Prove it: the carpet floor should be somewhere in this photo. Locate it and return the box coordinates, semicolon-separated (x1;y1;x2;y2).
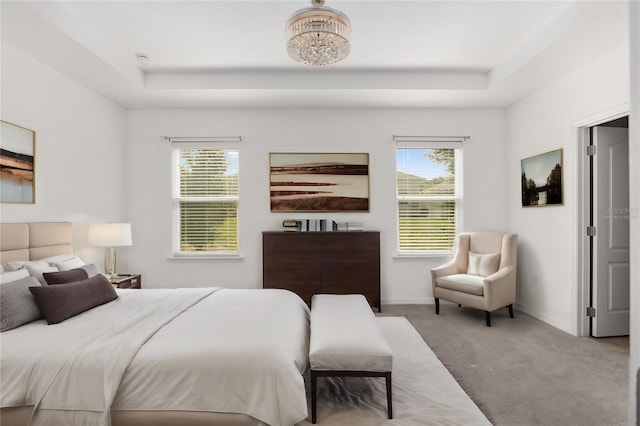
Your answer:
381;304;630;426
297;317;491;426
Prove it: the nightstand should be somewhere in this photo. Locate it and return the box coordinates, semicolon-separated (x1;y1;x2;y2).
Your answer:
110;274;142;289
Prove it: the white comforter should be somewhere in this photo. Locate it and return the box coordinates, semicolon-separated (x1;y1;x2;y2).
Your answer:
0;288;310;426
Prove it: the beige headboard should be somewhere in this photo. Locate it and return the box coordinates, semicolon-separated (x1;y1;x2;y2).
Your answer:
0;222;72;264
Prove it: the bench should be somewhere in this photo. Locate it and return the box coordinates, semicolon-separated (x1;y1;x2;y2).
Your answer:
309;294;393;423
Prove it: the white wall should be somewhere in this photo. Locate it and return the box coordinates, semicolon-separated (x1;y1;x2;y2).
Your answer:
0;44;128;268
506;45;630;334
628;2;639;423
125;108;506;303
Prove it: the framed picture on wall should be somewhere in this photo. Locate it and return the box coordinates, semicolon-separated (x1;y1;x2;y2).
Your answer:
1;120;35;203
521;148;563;207
269;152;370;212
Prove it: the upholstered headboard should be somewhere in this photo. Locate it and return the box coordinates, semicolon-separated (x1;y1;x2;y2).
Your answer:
0;222;73;264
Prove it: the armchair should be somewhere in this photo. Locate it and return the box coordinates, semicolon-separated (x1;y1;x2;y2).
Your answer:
430;231;518;327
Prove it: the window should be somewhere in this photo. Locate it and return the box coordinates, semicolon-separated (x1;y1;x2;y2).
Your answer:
171;139;239;256
395;139;463;253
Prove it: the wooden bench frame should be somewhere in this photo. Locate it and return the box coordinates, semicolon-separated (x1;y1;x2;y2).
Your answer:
310;369;392;424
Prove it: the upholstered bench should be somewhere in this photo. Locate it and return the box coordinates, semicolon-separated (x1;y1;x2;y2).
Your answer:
309;294;393;423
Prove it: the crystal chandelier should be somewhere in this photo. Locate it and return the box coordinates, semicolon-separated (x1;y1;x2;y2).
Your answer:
286;0;351;66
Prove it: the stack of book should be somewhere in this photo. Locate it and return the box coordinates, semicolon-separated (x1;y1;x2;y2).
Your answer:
282;220;364;232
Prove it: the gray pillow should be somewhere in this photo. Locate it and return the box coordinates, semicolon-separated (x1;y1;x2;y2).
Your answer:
29;275;118;325
81;264;100;278
0;276;42;332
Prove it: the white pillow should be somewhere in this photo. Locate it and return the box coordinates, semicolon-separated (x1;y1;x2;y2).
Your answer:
40;254;76;265
24;263;59;285
0;269;31;285
467;252;501;277
0;264;4;273
7;259;49;271
53;256;85;271
6;260;27;271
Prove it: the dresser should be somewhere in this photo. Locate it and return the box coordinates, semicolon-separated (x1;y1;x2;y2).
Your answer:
262;231;381;311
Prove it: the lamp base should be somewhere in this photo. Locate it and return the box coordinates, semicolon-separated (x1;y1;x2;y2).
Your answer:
105;246;117;277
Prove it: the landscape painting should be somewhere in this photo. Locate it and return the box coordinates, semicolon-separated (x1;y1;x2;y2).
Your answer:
1;120;35;203
521;148;563;207
270;153;369;211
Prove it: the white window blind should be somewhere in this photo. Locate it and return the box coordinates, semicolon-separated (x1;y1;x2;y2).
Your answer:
395;138;463;253
171;139;240;255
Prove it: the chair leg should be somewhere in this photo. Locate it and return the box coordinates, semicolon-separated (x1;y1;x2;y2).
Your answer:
508;304;514;318
485;311;491;327
435;298;440;315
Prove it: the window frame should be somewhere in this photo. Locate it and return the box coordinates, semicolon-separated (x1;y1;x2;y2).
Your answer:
170;138;241;259
395;139;464;256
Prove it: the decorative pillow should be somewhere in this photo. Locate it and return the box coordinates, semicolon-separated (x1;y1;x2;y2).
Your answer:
43;268;89;285
0;268;31;284
24;263;59;285
40;254;76;265
81;264;100;278
1;276;42;331
29;275;118;325
0;264;4;273
52;256;85;271
467;252;501;277
7;259;49;271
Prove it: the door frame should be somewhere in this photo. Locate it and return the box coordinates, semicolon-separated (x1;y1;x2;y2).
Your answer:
574;104;629;337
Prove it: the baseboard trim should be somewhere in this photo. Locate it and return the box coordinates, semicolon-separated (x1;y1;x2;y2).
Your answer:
382;300;575;335
515;303;574;335
382;298;466;306
382;298;431;305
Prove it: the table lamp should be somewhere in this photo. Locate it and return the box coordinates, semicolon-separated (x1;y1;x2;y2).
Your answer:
88;223;132;277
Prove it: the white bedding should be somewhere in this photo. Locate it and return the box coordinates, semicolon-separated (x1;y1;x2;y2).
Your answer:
0;288;310;426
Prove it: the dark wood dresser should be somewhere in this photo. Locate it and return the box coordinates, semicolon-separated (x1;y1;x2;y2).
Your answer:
262;231;381;311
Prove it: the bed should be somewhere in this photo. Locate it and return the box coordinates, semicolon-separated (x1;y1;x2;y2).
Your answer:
0;223;311;426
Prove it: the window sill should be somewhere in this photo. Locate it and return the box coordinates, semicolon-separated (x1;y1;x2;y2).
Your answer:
167;254;244;262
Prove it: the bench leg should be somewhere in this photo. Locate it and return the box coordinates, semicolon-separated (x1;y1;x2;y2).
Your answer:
311;370;318;423
386;372;393;419
435;298;440;315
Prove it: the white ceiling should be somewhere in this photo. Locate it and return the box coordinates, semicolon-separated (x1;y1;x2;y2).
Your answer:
0;1;629;109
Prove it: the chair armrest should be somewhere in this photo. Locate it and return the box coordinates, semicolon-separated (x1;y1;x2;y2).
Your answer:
430;261;459;292
431;261;458;279
484;266;513;283
482;266;516;310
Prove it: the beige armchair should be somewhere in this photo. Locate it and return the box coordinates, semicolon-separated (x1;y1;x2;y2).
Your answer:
431;231;518;327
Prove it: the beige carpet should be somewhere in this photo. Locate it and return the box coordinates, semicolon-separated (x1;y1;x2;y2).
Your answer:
297;317;490;426
383;304;629;426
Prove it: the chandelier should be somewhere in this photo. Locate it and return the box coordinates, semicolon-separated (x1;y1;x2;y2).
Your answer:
286;0;351;66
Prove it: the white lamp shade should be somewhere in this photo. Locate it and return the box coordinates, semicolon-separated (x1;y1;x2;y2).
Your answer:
88;223;132;247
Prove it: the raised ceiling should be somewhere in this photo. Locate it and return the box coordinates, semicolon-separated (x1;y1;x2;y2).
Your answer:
0;1;629;109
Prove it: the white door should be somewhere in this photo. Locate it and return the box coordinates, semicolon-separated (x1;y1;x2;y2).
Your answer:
592;126;630;337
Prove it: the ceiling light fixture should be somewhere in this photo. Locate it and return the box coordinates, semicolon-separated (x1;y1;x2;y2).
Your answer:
286;0;351;66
